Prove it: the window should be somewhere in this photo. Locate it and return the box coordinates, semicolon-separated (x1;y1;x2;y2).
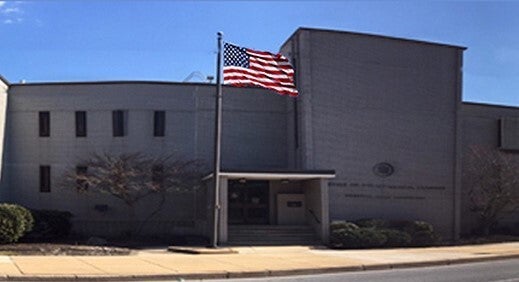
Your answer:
39;111;50;137
75;111;87;137
76;166;88;190
112;110;126;137
154;111;165;137
499;118;519;151
40;165;51;193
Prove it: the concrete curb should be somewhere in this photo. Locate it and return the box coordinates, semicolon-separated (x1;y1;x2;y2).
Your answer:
1;254;518;281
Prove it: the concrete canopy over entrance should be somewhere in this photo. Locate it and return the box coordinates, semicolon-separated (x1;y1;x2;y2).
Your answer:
211;170;335;245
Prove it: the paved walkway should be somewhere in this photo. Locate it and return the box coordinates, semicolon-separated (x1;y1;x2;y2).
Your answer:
0;242;518;281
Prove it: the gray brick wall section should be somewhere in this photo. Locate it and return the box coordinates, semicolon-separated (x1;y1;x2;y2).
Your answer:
282;29;463;239
1;83;289;236
460;103;519;235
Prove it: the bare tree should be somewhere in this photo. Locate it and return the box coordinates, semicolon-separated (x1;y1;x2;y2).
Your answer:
465;146;519;235
63;152;205;235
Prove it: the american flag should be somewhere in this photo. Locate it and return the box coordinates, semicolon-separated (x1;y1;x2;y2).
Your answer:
223;43;298;97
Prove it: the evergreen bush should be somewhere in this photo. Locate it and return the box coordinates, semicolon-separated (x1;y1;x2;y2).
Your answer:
330;218;439;249
330;221;359;231
354;218;388;229
330;227;387;249
379;228;412;247
0;204;33;243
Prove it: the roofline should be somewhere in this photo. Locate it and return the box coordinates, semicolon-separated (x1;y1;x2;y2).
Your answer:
9;80;214;87
462;101;519;111
203;169;336;181
280;27;467;51
0;75;9;87
222;169;336;175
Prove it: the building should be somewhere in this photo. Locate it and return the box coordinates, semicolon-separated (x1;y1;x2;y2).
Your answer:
0;27;517;244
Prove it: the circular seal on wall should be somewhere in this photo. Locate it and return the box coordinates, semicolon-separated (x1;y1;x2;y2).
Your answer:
373;162;394;178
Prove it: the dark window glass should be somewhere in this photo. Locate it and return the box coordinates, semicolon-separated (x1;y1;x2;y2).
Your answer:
76;166;88;190
39;111;50;137
154;111;165;137
152;165;164;188
40;165;51;193
75;111;87;137
112;110;125;137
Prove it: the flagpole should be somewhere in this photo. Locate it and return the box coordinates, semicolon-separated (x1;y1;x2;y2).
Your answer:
211;31;223;248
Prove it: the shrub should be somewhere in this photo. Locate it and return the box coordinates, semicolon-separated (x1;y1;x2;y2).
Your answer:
330;219;439;249
355;218;388;229
6;204;34;234
330;227;387;249
25;210;73;240
391;220;434;236
379;229;412;247
0;204;33;243
330;228;362;248
330;221;359;232
357;228;387;248
330;221;359;247
0;207;22;243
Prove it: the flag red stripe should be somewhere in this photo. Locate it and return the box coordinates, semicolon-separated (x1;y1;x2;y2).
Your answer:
224;67;294;83
224;73;295;88
224;67;295;86
224;74;297;93
248;65;294;78
249;56;293;70
246;48;287;59
249;58;294;73
226;81;298;97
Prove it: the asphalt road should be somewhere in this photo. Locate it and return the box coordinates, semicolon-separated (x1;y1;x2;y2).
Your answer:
195;258;519;282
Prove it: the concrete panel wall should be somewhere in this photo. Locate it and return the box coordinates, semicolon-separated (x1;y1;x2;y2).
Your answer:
282;29;463;239
460;103;519;235
4;82;289;236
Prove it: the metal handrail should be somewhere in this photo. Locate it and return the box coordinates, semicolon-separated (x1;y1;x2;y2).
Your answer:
308;209;321;224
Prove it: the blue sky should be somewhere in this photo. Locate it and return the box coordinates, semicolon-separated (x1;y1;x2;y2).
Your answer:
0;1;518;106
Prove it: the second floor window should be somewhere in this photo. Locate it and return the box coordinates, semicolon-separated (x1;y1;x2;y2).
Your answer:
39;111;50;137
154;111;165;137
76;111;87;137
112;110;126;137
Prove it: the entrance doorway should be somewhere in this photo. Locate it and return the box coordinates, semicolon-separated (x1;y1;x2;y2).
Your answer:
228;180;269;225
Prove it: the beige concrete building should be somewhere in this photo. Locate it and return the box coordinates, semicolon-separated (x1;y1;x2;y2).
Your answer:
0;27;517;244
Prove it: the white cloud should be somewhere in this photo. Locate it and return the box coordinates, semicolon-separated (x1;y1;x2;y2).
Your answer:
2;7;20;14
0;1;24;25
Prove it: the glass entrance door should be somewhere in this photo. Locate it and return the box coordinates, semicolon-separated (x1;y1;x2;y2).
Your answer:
228;180;269;225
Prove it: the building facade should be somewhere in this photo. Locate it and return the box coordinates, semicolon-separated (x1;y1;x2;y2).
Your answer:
0;27;517;243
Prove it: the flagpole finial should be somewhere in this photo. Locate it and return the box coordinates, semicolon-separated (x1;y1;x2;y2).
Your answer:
217;31;223;37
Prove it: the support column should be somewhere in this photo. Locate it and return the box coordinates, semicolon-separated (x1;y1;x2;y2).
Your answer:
218;177;228;244
319;179;330;244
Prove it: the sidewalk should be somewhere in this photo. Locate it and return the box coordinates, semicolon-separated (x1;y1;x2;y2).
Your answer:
0;242;518;281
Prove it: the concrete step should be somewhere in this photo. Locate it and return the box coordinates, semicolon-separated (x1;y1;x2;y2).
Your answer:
227;225;319;246
227;241;319;246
